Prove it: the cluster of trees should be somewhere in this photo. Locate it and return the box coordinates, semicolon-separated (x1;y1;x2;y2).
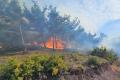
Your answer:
0;0;105;52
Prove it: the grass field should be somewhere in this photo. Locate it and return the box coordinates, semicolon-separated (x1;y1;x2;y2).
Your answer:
0;49;120;80
0;49;107;67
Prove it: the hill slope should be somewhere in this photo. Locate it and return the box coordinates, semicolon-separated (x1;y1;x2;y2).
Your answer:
0;50;119;80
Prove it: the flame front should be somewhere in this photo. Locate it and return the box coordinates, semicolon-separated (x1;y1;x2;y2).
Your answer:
46;37;64;49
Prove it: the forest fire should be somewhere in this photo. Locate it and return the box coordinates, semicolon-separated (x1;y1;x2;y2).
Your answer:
30;37;65;50
46;37;65;50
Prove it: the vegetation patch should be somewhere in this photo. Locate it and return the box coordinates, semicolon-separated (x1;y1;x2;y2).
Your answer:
90;47;118;64
0;50;110;80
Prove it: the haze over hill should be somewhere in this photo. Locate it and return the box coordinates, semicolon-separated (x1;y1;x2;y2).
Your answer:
0;0;105;52
0;1;120;80
27;0;120;54
0;0;120;54
100;20;120;54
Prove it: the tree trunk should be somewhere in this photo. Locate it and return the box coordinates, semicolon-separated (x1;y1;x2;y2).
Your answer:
52;35;55;51
43;42;46;48
55;36;57;49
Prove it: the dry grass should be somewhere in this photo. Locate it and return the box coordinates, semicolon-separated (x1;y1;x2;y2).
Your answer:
0;49;107;67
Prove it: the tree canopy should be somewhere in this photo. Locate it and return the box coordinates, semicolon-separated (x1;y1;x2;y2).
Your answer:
0;0;104;52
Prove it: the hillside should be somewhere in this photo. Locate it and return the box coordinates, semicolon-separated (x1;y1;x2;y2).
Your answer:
0;0;120;80
0;50;119;80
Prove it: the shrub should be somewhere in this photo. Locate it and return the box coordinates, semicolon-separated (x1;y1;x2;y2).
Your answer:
106;52;118;64
0;55;67;80
44;56;67;77
19;59;34;80
31;55;49;80
90;47;118;63
90;47;108;58
0;59;20;80
87;57;100;67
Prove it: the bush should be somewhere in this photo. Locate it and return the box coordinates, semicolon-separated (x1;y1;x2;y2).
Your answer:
87;57;100;67
0;55;67;80
0;59;20;80
31;55;49;80
44;56;67;77
90;47;108;58
90;47;118;63
106;52;118;64
19;59;34;80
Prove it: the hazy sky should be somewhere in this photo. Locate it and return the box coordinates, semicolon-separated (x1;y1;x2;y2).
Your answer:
26;0;120;37
28;0;120;35
25;0;120;52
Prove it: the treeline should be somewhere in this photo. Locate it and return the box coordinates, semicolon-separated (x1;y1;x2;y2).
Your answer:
0;0;105;52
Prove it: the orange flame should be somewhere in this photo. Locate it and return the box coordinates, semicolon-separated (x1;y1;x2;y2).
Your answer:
46;37;64;49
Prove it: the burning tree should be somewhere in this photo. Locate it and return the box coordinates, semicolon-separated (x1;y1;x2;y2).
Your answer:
48;6;65;50
0;0;104;52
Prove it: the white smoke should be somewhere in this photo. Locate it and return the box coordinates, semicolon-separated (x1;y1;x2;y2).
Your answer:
101;36;120;55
